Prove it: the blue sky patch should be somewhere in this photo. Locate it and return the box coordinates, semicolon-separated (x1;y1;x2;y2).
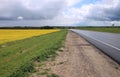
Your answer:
73;0;98;8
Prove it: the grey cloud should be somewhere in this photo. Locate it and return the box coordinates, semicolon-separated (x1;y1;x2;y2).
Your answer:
0;0;65;20
87;1;120;21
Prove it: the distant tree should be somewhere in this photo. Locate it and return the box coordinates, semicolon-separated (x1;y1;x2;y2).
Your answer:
112;23;115;27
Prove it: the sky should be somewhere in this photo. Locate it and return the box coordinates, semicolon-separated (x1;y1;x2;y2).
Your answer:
0;0;120;26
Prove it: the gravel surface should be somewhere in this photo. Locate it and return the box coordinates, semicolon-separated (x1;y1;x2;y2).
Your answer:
30;31;120;77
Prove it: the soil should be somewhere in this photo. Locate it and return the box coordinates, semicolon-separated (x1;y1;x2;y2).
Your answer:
29;31;120;77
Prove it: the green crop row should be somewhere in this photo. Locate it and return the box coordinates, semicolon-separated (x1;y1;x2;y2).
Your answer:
0;30;67;77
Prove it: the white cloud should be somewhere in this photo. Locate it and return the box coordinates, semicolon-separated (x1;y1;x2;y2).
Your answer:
17;16;24;20
31;0;119;26
61;0;120;26
86;0;120;21
65;0;82;7
0;0;120;26
0;0;66;20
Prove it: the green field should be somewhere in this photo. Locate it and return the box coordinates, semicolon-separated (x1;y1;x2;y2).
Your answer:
78;27;120;33
0;30;67;77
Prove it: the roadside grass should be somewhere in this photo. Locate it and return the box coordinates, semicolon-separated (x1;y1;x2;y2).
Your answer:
47;73;60;77
0;30;67;77
78;27;120;33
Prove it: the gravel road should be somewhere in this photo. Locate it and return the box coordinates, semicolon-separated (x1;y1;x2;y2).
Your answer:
51;31;120;77
30;31;120;77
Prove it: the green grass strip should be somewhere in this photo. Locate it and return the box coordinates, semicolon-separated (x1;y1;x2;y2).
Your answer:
78;27;120;33
0;30;67;77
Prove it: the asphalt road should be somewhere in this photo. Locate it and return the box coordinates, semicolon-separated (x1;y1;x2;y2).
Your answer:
71;29;120;64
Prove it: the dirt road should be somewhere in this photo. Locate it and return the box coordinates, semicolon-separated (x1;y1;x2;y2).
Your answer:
30;31;120;77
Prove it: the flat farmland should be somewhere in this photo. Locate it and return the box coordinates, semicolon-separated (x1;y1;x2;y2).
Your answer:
0;29;67;77
0;29;60;44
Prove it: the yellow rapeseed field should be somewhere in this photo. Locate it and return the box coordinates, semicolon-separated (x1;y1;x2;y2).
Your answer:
0;29;60;44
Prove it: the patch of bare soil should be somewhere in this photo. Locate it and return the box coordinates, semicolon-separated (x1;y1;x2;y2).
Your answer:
29;31;120;77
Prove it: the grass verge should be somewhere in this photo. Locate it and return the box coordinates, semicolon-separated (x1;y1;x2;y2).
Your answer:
78;27;120;33
0;30;67;77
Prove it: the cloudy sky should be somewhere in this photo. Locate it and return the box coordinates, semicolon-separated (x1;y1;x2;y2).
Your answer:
0;0;120;26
